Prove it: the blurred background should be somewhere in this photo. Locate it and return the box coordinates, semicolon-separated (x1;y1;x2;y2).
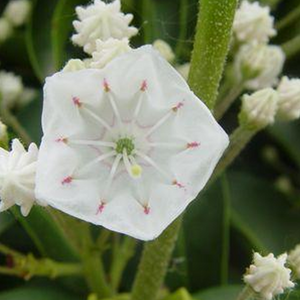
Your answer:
0;0;299;299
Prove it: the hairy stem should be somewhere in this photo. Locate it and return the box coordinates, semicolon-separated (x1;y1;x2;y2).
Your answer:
188;0;238;110
131;218;182;300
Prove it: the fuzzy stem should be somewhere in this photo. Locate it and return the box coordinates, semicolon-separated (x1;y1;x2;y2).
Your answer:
236;286;255;300
282;34;300;59
131;218;182;300
188;0;238;110
276;4;300;31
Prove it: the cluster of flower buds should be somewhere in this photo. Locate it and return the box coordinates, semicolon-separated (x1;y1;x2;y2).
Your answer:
0;0;31;43
67;0;138;70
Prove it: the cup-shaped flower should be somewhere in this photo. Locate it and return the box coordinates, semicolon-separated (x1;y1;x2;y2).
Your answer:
35;46;229;240
239;88;278;130
288;244;300;279
244;253;294;300
4;0;31;27
0;139;39;216
235;44;285;90
276;76;300;121
72;0;138;54
91;38;131;69
233;1;276;44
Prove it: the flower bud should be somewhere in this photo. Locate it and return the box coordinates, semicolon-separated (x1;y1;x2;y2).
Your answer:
62;59;86;72
288;244;300;279
0;18;13;43
239;88;278;130
244;252;294;300
276;76;300;121
0;121;8;148
176;63;190;81
235;44;285;90
91;38;131;69
4;0;31;27
233;1;276;44
153;39;175;63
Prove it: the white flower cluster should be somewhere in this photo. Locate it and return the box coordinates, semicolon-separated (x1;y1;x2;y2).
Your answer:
0;0;31;43
0;70;36;109
69;0;138;70
288;244;300;279
244;252;294;300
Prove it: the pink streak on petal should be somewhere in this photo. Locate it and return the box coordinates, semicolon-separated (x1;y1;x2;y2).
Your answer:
72;96;82;107
96;202;106;215
187;142;200;149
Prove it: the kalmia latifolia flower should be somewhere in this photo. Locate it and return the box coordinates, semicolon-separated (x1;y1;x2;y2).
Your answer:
35;46;228;240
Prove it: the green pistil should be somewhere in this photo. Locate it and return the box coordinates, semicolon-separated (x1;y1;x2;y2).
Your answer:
115;138;135;155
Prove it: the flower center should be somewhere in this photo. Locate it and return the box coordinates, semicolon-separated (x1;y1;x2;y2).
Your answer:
115;137;135;155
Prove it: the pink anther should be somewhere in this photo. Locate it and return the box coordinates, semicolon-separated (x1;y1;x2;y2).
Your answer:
187;141;200;149
173;180;185;189
144;206;150;215
96;202;106;214
103;79;110;92
140;80;147;91
72;96;82;107
61;176;73;185
172;102;184;112
55;137;68;144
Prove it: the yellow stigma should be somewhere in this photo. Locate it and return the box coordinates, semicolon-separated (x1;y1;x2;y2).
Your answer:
131;164;142;178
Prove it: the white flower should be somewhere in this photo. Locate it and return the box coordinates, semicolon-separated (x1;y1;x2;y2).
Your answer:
276;76;300;121
288;244;300;279
233;1;276;43
91;38;131;69
244;253;294;300
72;0;138;55
4;0;31;27
35;46;229;240
63;59;86;72
0;71;24;108
0;18;13;43
153;39;175;63
239;88;278;129
235;43;285;90
176;63;190;81
0;139;39;216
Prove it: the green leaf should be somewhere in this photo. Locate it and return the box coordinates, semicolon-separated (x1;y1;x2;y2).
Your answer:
229;171;300;254
0;283;82;300
193;285;243;300
268;120;300;168
163;288;194;300
183;177;230;291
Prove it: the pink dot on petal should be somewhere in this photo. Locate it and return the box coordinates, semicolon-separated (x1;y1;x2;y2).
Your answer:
172;180;185;189
96;202;106;215
61;176;73;185
172;102;184;112
103;79;110;92
144;206;150;215
55;137;68;144
72;97;82;107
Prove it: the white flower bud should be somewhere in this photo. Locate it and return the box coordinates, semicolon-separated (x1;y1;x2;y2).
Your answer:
153;39;175;63
62;59;86;72
0;18;13;43
0;71;24;108
233;1;276;44
276;76;300;121
0;139;40;216
91;38;131;69
239;88;278;129
288;244;300;279
4;0;31;27
244;252;294;300
72;0;138;54
235;44;285;90
176;63;190;81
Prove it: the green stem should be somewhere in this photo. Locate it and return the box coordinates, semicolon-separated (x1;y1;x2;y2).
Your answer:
212;126;256;181
0;106;32;146
175;0;188;58
131;218;182;300
81;225;112;298
236;286;255;300
188;0;238;110
110;236;136;292
214;83;244;120
276;4;300;31
142;0;154;43
282;34;300;59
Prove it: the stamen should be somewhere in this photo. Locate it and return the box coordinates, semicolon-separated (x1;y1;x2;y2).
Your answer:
140;80;147;91
96;201;106;214
135;150;170;181
143;206;150;215
55;137;68;144
103;78;110;92
82;106;113;132
69;139;116;148
172;180;185;189
72;96;82;107
172;102;184;112
76;150;116;176
106;92;123;131
149;142;184;150
123;149;142;179
131;88;147;126
62;176;73;185
145;111;172;137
